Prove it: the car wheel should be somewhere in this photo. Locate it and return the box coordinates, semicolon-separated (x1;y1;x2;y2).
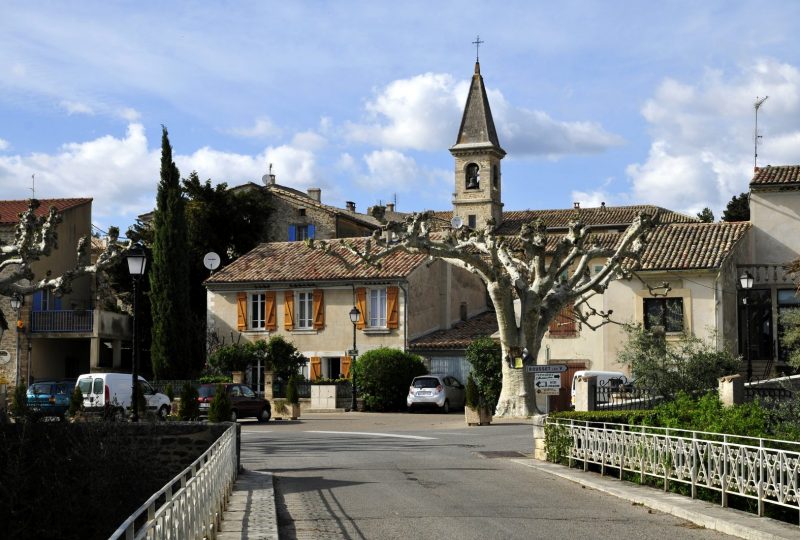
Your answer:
257;406;271;423
441;400;450;414
230;409;238;422
158;405;169;421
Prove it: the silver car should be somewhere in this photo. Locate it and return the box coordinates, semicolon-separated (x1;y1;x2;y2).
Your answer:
407;374;465;413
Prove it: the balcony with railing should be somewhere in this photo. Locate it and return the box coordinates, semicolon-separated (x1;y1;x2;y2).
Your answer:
29;309;131;339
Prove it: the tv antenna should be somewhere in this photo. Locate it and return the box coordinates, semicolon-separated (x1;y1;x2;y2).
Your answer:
30;174;35;199
754;96;769;169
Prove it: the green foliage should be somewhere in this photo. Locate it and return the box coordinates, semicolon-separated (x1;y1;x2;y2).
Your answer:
696;207;714;223
354;347;427;411
178;382;200;420
11;384;30;420
199;374;232;384
617;325;739;396
544;422;573;464
261;336;307;380
68;386;83;418
207;337;306;378
465;336;502;411
208;384;232;422
164;383;174;402
465;374;480;409
208;343;252;372
722;192;750;222
286;376;299;405
150;127;193;379
779;308;800;370
548;409;657;426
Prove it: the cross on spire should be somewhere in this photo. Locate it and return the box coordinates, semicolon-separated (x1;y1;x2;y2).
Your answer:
472;35;484;62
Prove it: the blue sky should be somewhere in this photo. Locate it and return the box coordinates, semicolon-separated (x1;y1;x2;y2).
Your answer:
2;1;800;233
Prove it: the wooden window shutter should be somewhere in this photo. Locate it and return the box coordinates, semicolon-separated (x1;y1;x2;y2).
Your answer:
236;292;247;331
313;289;325;329
310;357;322;380
549;302;577;336
355;287;367;330
340;356;351;378
265;291;277;331
288;224;296;242
387;286;399;329
284;290;294;330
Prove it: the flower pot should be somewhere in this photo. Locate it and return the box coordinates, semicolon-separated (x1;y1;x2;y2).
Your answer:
465;405;492;426
231;371;244;384
290;403;301;420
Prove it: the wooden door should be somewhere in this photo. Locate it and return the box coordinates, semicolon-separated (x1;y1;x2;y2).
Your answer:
548;361;586;412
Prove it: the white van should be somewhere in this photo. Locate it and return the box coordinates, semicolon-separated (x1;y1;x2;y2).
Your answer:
570;370;629;407
76;373;171;419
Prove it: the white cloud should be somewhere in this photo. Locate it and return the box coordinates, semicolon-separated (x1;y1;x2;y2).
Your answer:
227;116;281;138
626;58;800;214
0;138;8;151
354;149;450;206
345;72;622;157
118;107;141;122
61;100;94;115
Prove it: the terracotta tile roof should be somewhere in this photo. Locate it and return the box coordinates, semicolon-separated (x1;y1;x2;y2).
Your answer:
751;165;800;189
206;238;427;285
268;184;381;228
637;221;750;270
0;198;92;225
410;311;498;351
495;205;696;234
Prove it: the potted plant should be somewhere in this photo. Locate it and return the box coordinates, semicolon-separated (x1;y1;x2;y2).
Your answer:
286;376;301;420
464;374;491;426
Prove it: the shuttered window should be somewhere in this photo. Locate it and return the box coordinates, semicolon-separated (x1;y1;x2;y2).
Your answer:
250;293;266;329
549;302;578;337
297;291;313;329
368;288;387;327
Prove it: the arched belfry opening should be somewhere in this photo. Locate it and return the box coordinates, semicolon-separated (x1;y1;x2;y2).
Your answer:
465;163;480;190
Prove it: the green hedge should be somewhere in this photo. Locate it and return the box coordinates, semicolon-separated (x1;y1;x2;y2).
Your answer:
354;347;427;411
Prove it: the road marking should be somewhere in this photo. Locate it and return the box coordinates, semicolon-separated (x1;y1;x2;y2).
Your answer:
307;430;436;440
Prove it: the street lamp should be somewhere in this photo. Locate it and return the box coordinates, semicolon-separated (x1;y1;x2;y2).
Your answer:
11;294;22;387
740;271;754;382
127;245;147;422
349;306;360;411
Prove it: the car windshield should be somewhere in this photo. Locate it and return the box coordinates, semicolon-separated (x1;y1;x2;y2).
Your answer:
198;386;217;398
30;383;53;395
78;378;93;395
413;377;440;389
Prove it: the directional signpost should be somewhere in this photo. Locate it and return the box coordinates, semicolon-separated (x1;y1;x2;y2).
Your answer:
525;364;566;395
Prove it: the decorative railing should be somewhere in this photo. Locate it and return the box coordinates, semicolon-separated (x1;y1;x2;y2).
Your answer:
547;418;800;521
593;384;667;411
109;423;238;540
30;309;94;333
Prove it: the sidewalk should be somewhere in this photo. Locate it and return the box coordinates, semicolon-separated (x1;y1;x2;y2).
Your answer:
218;469;279;540
514;459;800;540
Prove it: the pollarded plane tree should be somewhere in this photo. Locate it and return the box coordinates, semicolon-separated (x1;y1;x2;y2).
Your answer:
310;210;653;417
0;199;126;334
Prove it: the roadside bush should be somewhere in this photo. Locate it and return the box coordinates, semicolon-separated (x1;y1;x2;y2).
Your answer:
465;374;480;409
465;336;502;412
68;386;83;418
178;382;200;420
286;376;299;405
354;348;427;411
208;383;231;422
199;374;231;384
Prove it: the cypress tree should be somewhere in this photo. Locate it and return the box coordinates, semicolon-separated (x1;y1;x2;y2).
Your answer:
150;127;192;378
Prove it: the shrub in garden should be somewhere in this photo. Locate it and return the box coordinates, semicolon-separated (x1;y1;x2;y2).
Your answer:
178;382;200;420
465;374;480;410
354;348;427;411
286;375;299;405
208;383;232;422
465;336;502;412
68;386;83;418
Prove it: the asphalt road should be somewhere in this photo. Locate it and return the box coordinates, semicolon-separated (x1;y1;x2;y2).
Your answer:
239;412;730;540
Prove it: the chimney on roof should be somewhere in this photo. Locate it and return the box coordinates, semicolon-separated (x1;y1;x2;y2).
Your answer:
346;201;356;212
307;188;321;202
574;202;580;209
386;202;395;212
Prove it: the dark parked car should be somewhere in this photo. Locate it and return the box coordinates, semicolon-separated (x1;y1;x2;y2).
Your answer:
197;383;271;422
26;380;75;420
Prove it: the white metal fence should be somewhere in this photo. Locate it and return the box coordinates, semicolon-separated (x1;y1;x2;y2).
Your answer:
109;423;238;540
548;418;800;524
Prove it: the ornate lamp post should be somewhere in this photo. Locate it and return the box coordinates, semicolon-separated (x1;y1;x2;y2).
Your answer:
740;271;754;382
127;245;147;422
349;306;360;411
11;294;22;387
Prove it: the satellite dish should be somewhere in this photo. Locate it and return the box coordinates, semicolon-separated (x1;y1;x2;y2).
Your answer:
203;252;221;271
450;216;464;229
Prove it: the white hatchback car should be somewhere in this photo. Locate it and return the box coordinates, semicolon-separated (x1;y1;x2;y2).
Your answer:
407;374;466;413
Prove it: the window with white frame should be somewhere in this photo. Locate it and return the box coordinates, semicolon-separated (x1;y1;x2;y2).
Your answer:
369;288;387;327
297;291;313;329
250;292;265;330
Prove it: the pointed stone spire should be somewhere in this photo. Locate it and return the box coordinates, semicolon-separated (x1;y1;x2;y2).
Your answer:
450;61;505;155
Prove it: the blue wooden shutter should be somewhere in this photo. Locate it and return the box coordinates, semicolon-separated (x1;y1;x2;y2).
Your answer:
288;224;296;242
33;291;43;311
308;224;315;239
54;295;62;310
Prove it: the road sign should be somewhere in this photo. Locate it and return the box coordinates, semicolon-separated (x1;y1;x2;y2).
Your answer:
525;364;567;373
534;372;561;395
347;349;358;356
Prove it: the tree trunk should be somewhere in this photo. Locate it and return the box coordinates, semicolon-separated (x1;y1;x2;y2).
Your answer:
494;342;538;418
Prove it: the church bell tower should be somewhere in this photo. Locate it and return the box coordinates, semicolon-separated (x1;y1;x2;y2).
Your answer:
450;60;505;229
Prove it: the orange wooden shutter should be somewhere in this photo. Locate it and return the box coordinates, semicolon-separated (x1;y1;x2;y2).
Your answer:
313;289;325;329
265;291;277;331
387;286;399;329
284;291;294;330
340;356;351;378
310;357;322;380
355;287;367;330
236;292;247;331
549;302;577;336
